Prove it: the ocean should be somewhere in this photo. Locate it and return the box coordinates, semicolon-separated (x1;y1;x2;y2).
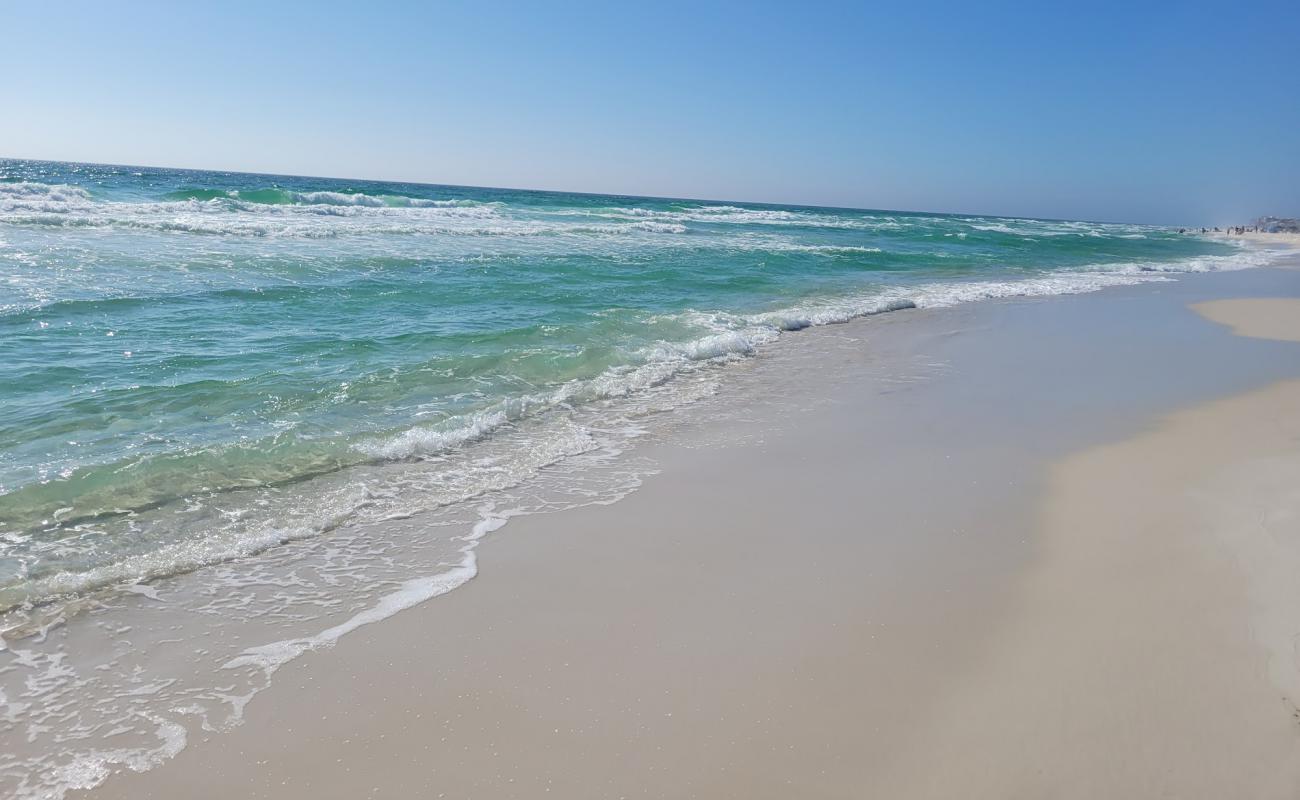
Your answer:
0;158;1275;796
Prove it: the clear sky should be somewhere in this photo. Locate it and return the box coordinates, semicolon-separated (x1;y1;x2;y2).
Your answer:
3;0;1297;224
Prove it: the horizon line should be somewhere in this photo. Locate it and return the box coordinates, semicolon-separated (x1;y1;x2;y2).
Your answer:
0;153;1190;229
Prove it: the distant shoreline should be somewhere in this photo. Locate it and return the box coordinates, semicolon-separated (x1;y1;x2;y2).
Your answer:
1213;230;1300;248
0;155;1242;229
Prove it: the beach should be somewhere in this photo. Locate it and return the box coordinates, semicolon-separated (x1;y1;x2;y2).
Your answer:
5;0;1298;791
5;162;1300;799
62;252;1300;799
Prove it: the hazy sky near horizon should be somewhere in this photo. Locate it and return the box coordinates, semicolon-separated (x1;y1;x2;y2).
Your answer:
3;0;1298;224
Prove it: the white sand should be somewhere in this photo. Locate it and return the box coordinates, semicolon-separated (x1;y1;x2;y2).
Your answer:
872;298;1300;797
1194;298;1300;342
873;378;1300;797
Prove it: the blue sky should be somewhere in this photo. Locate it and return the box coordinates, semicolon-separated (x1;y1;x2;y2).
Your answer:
3;0;1297;224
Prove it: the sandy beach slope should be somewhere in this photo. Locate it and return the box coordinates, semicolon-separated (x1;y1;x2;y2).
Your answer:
78;266;1300;799
878;363;1300;798
1194;298;1300;342
878;296;1300;798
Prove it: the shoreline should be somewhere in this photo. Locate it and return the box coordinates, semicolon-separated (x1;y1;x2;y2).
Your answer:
69;258;1300;798
2;240;1273;630
1212;231;1300;249
6;241;1288;799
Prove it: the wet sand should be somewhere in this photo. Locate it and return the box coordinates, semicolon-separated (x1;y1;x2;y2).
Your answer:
79;265;1300;799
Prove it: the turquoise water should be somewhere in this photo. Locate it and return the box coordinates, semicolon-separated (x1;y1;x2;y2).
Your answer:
0;159;1262;612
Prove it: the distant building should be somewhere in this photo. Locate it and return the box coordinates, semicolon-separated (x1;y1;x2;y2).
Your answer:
1255;217;1300;233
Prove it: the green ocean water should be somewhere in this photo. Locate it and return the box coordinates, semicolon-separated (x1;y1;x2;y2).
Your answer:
0;159;1263;610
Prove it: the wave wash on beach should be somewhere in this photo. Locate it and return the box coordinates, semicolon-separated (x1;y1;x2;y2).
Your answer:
0;158;1283;797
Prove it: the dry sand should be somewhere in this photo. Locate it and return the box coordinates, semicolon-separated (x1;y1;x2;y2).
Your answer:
876;384;1300;798
78;281;1300;799
1194;298;1300;343
879;298;1300;798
